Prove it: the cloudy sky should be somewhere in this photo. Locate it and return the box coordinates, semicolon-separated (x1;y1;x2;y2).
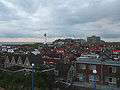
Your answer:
0;0;120;42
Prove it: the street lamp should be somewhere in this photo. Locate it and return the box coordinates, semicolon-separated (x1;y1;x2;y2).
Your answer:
32;63;35;90
93;70;97;90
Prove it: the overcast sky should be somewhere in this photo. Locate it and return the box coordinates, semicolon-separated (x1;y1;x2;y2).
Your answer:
0;0;120;42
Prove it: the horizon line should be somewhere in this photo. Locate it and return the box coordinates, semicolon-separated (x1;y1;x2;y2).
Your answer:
0;38;119;42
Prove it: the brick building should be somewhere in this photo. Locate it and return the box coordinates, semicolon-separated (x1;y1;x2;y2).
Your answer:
75;53;120;88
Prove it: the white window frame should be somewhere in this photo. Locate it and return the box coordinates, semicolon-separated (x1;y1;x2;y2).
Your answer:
112;67;116;73
109;66;116;73
108;77;117;84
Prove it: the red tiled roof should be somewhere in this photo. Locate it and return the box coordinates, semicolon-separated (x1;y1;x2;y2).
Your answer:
112;50;120;52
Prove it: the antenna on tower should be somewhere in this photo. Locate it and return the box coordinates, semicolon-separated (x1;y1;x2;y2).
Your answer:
73;34;75;39
44;33;47;44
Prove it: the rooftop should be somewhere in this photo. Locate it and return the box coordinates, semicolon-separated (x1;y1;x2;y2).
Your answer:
76;54;120;66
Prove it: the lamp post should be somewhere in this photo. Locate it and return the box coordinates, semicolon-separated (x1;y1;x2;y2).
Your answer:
32;63;35;90
93;70;97;90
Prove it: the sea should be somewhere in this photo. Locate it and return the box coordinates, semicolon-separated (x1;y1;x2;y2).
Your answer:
0;42;36;45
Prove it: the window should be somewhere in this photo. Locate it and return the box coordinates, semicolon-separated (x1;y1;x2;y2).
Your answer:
109;67;112;73
54;70;59;76
89;75;99;81
89;65;96;70
109;78;112;82
112;67;116;73
78;73;84;81
26;63;29;66
113;52;118;54
80;64;86;69
108;77;117;84
109;66;116;73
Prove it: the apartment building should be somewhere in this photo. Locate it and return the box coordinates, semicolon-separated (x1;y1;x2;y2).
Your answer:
75;53;120;87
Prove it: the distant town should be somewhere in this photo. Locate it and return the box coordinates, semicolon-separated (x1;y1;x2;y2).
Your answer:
0;36;120;90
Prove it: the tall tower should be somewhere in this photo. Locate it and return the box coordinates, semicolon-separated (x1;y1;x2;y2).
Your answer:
44;33;47;44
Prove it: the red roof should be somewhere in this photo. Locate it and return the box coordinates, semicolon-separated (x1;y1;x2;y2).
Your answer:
55;48;65;52
112;50;120;52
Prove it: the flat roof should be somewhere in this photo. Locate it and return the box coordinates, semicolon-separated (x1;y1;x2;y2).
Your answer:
76;57;120;66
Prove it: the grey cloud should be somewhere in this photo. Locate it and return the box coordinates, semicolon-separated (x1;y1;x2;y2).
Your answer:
0;0;120;41
58;0;120;25
102;34;120;38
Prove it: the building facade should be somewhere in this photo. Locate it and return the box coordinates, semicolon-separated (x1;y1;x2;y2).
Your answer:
87;36;101;44
75;53;120;88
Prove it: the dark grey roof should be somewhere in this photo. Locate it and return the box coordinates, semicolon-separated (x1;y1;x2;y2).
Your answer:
76;57;120;66
4;53;43;65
